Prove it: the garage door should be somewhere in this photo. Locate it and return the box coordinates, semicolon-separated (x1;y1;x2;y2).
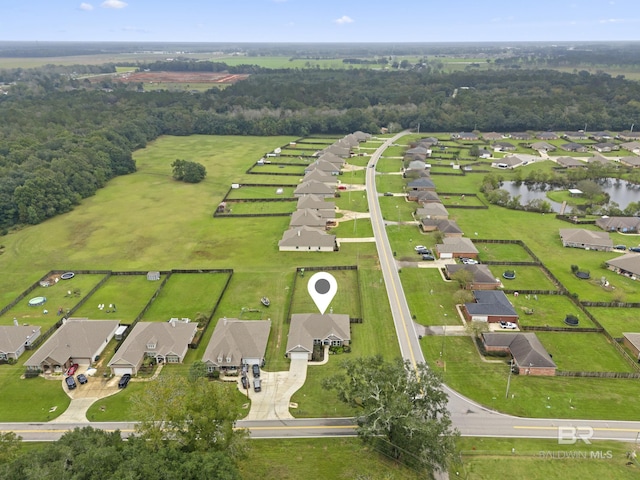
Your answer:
471;316;488;322
112;367;133;376
440;253;453;259
289;352;309;361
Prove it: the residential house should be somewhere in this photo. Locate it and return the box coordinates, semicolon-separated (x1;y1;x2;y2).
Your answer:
289;208;330;229
296;194;336;212
304;159;341;176
445;264;500;289
107;320;197;376
560;143;588;153
492;154;537;169
407;177;436;191
24;319;119;372
536;132;558;140
620;156;640;168
0;325;41;361
418;137;439;146
482;333;556;376
202;318;271;372
511;132;533;140
452;132;478;141
405;146;430;158
278;226;337;252
493;141;517;152
322;144;350;158
559;228;613;251
563;131;588;141
618;132;640;141
353;131;372;142
294;180;335;198
413;190;441;204
407;160;427;171
317;152;346;167
606;253;640;281
530;141;556;152
286;313;350;361
482;132;504;141
586;153;613;165
462;290;518;322
622;333;640;360
436;237;479;259
416;203;449;220
420;218;462;236
303;169;339;185
477;148;492;159
620;141;640;154
590;131;613;141
592;142;618;153
341;134;359;148
595;216;640;233
556;156;585;168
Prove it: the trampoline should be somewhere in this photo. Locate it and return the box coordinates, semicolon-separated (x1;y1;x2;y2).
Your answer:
564;315;579;326
28;296;47;307
575;271;590;280
503;271;516;280
60;272;75;280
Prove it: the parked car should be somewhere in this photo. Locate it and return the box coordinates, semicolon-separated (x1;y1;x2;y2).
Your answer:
614;245;627;251
76;373;88;385
383;192;393;196
67;363;79;376
65;376;77;390
630;247;640;253
499;321;518;330
414;245;427;252
118;373;131;389
253;378;262;392
422;254;435;261
461;257;479;265
241;375;248;389
416;248;431;255
252;364;260;378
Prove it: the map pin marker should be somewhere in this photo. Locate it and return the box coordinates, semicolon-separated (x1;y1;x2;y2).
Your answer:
308;272;337;315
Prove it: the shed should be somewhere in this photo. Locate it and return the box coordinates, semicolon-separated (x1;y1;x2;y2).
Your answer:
147;271;160;281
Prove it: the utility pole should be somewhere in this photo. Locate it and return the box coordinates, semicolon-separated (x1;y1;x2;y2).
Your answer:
505;359;513;398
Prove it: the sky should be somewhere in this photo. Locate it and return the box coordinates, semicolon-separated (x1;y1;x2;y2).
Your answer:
1;0;639;43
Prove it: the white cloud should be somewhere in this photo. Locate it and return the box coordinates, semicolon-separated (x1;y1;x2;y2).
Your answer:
101;0;128;9
79;2;94;11
334;15;354;25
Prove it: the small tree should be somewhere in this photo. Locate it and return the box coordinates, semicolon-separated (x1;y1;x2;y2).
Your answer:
450;269;474;289
171;159;207;183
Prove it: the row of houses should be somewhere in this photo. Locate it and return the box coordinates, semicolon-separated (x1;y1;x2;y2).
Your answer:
453;131;640;142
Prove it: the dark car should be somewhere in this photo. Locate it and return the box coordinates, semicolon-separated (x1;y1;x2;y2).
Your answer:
241;375;249;389
253;378;262;392
614;245;627;251
630;247;640;253
118;373;131;389
383;192;394;196
416;248;431;255
422;254;435;261
76;373;88;385
65;376;77;390
252;364;260;378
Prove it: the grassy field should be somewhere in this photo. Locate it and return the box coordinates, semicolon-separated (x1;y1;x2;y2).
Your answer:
454;437;640;480
475;242;535;263
486;265;560;292
512;294;596;328
218;201;297;215
401;268;462;326
588;306;640;338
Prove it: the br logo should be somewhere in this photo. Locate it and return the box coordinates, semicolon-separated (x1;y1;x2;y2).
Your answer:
557;426;593;445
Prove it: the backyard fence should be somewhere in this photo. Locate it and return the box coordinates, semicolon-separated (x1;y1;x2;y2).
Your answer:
556;371;640;379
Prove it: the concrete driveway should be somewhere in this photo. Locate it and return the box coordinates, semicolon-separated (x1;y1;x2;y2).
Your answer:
243;357;308;421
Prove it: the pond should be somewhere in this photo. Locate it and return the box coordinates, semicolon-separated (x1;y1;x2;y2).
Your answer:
501;179;640;212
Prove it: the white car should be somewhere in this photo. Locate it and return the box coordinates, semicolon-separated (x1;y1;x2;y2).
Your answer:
499;321;518;330
414;245;427;252
461;257;479;265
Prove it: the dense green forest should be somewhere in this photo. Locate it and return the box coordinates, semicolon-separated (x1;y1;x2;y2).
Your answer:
1;60;640;230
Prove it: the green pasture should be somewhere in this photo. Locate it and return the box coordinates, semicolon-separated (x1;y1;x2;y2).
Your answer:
380;145;408;157
334;190;368;213
486;265;560;292
441;195;486;209
511;294;595;328
141;272;230;322
423;335;640;419
219;200;296;215
474;242;534;263
376;174;407;194
329;218;374;238
430;173;479;192
240;438;420;480
345;155;370;167
401;268;462;326
289;268;361;319
73;274;162;321
225;185;297;199
536;332;633;372
340;169;366;185
250;164;305;175
375;157;404;173
454;437;640;480
588;306;640;338
0;273;106;328
378;196;417;223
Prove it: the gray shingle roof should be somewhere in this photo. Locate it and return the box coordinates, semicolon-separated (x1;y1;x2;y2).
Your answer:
202;319;271;368
286;313;350;354
0;326;41;355
606;253;640;277
482;332;556;369
446;264;499;285
279;226;336;248
465;290;517;316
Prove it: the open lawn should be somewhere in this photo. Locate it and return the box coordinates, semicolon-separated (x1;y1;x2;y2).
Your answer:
373;157;403;173
474;242;534;263
141;272;230;322
289;268;361;319
536;332;633;372
376;173;408;193
225;185;297;199
218;200;296;215
240;437;421;480
0;372;70;422
588;306;640;338
73;274;162;321
486;265;560;292
250;164;305;175
0;273;106;329
441;195;486;208
334;190;368;212
512;294;596;328
387;225;436;259
423;335;640;419
329;218;374;238
379;196;418;223
401;268;462;326
454;437;640;480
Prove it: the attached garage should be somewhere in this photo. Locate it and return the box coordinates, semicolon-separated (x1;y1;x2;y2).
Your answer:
112;366;134;376
289;351;311;361
471;316;488;322
439;252;454;259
